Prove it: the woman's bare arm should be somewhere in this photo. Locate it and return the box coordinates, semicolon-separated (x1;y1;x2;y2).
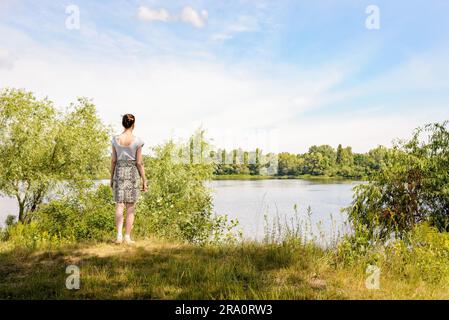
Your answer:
110;145;117;188
136;146;148;192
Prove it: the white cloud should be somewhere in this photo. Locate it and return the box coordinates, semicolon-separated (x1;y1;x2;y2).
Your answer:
181;6;208;28
1;25;447;154
137;5;208;28
278;113;444;154
137;6;171;22
0;37;350;153
4;30;443;154
3;49;445;154
212;15;260;42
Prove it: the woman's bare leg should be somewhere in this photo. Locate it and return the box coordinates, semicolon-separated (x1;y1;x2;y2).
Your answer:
124;202;135;242
115;203;125;242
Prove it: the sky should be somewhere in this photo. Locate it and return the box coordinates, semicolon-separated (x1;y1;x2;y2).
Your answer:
0;0;449;153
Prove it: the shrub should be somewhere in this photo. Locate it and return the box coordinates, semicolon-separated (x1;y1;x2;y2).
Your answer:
3;221;69;249
389;223;449;283
32;184;115;242
346;121;449;240
136;140;239;244
335;222;449;284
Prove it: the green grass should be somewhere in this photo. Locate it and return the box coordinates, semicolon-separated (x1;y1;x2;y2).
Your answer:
1;236;448;299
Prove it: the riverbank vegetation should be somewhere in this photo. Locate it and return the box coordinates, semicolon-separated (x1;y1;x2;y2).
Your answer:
1;88;449;299
347;121;449;239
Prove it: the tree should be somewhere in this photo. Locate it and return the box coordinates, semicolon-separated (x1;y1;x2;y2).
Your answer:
278;152;303;176
302;145;335;176
232;149;238;165
243;151;249;166
303;152;326;175
366;145;389;173
221;149;226;164
347;121;449;239
0;88;110;223
252;148;261;175
306;145;336;175
336;144;343;164
335;145;355;177
341;146;353;165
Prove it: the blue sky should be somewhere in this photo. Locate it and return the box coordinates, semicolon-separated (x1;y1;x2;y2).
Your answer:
1;0;449;152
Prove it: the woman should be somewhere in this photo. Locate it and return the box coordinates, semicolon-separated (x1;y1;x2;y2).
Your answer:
110;114;148;244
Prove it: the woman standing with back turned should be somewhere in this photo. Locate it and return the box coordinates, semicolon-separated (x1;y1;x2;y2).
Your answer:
110;114;148;244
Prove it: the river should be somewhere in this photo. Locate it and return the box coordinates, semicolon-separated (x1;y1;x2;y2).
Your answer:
0;179;359;241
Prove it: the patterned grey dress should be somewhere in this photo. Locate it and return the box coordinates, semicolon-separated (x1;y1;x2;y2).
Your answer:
112;135;144;203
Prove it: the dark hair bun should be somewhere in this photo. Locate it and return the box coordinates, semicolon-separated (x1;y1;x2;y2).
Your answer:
122;114;135;129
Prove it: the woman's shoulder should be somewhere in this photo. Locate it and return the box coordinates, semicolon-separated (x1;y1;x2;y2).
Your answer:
135;136;144;147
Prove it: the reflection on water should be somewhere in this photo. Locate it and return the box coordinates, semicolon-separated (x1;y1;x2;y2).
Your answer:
0;179;360;242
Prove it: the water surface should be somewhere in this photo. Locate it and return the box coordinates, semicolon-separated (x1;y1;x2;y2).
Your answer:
0;179;359;241
210;179;358;241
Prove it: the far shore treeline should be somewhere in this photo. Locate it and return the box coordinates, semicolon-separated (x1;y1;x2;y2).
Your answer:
211;144;386;180
102;143;387;181
127;143;386;181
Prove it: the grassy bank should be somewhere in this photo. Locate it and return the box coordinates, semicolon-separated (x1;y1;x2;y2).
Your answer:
1;234;448;299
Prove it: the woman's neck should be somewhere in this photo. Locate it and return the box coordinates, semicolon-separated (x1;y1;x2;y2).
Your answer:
123;128;133;135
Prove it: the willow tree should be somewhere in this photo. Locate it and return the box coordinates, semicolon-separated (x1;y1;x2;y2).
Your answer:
0;88;110;223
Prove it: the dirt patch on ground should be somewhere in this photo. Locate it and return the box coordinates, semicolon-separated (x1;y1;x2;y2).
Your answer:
69;239;184;260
